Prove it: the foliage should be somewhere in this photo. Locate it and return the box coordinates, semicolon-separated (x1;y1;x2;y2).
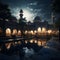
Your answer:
0;2;11;20
52;0;60;28
33;16;41;23
55;18;60;28
52;0;60;13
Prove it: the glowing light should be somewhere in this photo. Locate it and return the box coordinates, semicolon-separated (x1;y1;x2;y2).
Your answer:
0;27;2;34
30;40;33;43
37;27;41;33
48;30;52;34
42;41;46;46
42;27;46;32
15;42;17;44
18;30;21;36
34;30;37;34
23;9;34;22
25;30;28;34
17;41;21;44
25;40;28;44
34;40;37;43
5;43;11;49
12;8;35;22
30;30;34;35
12;29;17;36
37;41;41;46
6;28;11;36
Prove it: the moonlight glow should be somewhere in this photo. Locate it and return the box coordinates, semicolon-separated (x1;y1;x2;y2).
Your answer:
23;9;34;22
11;8;36;22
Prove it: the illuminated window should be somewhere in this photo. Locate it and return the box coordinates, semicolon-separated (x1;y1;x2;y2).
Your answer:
37;41;41;46
25;30;28;34
6;28;11;36
30;39;34;43
37;27;41;33
30;30;34;35
18;30;21;36
48;30;52;34
42;27;46;32
34;30;37;33
12;29;17;36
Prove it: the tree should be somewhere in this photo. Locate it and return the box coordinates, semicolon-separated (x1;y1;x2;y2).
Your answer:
0;2;11;20
52;0;60;13
55;18;60;28
0;3;11;36
52;0;60;26
9;16;17;22
0;2;15;37
33;16;41;23
52;0;60;39
55;18;60;37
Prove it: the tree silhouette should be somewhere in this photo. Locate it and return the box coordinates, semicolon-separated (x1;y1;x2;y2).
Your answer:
0;2;17;37
55;18;60;39
0;3;11;36
0;2;11;20
9;16;17;22
33;16;41;23
52;0;60;13
52;0;60;39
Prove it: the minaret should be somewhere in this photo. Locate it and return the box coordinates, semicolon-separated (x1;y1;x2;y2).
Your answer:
19;9;23;19
51;12;55;24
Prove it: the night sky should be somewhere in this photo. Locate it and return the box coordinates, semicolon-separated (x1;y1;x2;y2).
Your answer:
1;0;52;23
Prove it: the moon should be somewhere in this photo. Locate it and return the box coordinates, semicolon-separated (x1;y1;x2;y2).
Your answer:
23;9;34;22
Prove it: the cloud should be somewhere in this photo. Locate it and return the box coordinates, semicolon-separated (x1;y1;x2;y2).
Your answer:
1;0;52;23
10;7;20;19
27;7;33;11
34;9;42;12
28;2;37;6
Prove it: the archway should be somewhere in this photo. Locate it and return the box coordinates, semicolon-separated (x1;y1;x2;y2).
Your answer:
6;28;11;36
12;29;17;36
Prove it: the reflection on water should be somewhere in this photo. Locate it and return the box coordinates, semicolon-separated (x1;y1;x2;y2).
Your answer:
0;39;47;50
25;39;46;46
0;38;47;58
5;43;11;49
3;39;47;49
23;47;34;57
30;39;34;43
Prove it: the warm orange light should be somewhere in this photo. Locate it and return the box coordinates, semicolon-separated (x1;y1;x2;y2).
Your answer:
30;40;34;43
6;28;11;36
30;30;34;35
25;40;28;44
15;42;17;44
37;27;41;33
34;40;37;43
48;30;52;34
12;29;17;36
34;30;37;34
25;30;28;34
0;28;2;34
18;30;21;36
5;43;11;49
42;27;46;32
18;41;21;44
37;41;41;46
